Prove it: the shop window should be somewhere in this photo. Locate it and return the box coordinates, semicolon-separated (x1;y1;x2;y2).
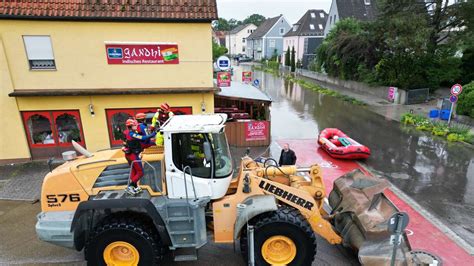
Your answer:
106;107;193;147
23;36;56;70
108;110;135;146
54;113;82;144
26;113;55;145
22;110;85;151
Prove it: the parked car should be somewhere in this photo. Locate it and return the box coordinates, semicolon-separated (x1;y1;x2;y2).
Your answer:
238;55;252;62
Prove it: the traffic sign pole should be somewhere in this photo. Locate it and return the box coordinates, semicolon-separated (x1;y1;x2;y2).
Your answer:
388;212;409;266
448;102;455;126
448;84;462;126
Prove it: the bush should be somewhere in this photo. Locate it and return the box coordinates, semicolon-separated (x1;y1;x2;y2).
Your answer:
447;133;465;142
457;81;474;118
268;61;280;70
431;121;448;136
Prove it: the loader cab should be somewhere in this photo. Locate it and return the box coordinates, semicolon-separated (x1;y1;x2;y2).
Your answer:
161;114;233;199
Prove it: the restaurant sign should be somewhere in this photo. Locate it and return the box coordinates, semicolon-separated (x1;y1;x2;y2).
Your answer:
105;43;179;64
245;121;269;141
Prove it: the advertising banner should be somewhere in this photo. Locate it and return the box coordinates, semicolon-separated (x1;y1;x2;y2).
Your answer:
242;71;252;83
217;72;231;87
105;43;179;64
245;121;269;141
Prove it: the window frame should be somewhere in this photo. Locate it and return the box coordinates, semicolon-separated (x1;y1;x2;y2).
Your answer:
22;35;57;71
22;110;84;148
52;111;86;147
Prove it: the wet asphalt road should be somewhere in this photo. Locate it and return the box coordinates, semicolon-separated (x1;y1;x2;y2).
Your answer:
0;200;358;265
246;67;474;247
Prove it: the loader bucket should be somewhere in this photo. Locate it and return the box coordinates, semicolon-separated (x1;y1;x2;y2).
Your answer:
328;169;413;265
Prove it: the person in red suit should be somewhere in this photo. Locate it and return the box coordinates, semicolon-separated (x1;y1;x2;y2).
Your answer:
122;118;156;195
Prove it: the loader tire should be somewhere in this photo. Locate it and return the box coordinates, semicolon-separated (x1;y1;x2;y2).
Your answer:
85;214;163;266
240;206;317;266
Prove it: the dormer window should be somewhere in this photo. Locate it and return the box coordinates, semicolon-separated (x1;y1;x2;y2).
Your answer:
293;25;299;32
311;13;316;18
320;12;325;18
309;24;315;30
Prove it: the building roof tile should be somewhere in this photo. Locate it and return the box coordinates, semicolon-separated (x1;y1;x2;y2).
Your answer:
284;9;328;37
0;0;218;22
247;15;282;40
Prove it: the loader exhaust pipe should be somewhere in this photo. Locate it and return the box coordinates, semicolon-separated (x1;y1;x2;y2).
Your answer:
72;140;93;158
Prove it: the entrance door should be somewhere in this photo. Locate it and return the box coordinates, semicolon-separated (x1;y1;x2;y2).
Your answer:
22;110;85;159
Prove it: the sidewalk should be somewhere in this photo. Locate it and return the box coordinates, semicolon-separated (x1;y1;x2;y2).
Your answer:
0;161;51;201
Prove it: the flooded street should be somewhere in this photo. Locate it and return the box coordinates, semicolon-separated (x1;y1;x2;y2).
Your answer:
245;67;474;247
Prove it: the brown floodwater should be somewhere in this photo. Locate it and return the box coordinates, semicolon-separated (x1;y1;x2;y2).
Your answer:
247;67;474;247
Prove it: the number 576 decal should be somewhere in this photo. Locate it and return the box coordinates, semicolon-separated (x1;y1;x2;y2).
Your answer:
46;194;81;203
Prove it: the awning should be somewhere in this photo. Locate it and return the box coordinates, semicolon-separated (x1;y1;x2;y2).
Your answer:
216;82;272;103
9;87;219;97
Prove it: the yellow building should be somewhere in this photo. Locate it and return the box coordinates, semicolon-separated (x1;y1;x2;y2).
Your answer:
0;0;218;162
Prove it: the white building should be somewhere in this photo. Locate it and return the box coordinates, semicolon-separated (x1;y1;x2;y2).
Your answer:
225;24;257;56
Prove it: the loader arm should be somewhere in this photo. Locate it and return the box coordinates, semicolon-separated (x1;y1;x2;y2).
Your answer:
213;157;412;265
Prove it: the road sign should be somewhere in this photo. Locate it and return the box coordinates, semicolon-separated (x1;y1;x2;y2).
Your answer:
449;95;458;103
217;56;231;71
388;212;409;234
253;79;260;87
451;84;463;96
388;212;410;266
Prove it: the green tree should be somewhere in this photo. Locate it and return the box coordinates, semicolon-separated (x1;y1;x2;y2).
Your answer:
316;18;373;80
212;18;230;31
290;46;296;72
316;1;465;89
228;18;242;30
243;14;266;27
212;40;228;60
457;81;474;118
456;0;474;84
285;49;291;66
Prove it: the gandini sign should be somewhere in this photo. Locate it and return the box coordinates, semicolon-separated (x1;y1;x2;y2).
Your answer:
245;121;269;141
105;43;179;64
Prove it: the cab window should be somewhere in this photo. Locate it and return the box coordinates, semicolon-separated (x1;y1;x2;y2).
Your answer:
172;133;211;178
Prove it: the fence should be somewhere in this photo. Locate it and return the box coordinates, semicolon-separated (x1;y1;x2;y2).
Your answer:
225;121;271;147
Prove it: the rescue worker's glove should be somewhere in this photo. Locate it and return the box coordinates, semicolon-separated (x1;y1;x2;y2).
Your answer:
151;111;160;129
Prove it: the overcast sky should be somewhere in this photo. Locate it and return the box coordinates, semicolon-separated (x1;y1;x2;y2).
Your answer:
217;0;333;24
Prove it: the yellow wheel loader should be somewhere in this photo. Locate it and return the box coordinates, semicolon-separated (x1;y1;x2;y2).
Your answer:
35;114;411;265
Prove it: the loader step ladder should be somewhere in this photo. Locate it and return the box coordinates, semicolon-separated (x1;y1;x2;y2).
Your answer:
156;165;210;262
173;247;198;262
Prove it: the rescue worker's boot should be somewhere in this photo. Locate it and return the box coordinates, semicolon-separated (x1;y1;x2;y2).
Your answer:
125;185;138;195
134;186;143;194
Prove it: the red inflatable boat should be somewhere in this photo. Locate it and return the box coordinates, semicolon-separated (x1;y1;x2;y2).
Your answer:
318;128;371;159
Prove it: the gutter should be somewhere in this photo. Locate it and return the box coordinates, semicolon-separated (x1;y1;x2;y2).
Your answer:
9;87;219;97
0;15;215;23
